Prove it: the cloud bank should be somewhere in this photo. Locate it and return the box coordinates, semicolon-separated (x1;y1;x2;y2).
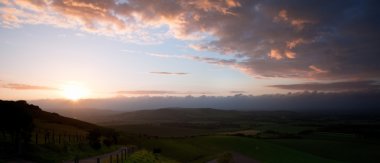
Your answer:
269;80;380;91
31;91;380;113
1;0;380;79
116;90;212;95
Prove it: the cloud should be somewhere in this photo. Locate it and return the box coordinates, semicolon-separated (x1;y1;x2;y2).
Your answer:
2;0;380;79
309;65;328;74
230;91;246;94
284;50;296;59
147;53;242;71
117;90;177;95
2;83;57;90
116;90;212;95
268;80;380;91
150;72;189;75
268;49;283;60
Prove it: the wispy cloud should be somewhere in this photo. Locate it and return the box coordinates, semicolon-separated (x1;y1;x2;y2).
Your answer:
150;72;189;75
268;80;380;91
148;52;240;67
2;83;57;90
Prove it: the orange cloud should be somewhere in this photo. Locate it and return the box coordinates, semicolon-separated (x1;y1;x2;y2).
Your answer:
1;0;378;80
2;83;57;90
275;9;313;30
268;49;283;60
286;38;305;49
277;9;288;21
309;65;328;73
285;50;296;59
226;0;241;8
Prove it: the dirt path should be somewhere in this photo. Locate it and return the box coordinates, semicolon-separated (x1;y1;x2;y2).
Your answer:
64;147;128;163
207;152;260;163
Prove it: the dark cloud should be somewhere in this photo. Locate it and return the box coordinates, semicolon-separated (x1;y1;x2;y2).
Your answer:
2;83;57;90
150;72;189;75
268;80;380;91
2;0;380;79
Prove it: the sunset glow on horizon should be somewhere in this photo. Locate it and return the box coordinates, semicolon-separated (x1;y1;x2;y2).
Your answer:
1;0;379;100
61;82;89;101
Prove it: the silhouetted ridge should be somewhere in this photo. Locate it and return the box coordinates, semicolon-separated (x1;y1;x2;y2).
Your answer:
0;100;99;132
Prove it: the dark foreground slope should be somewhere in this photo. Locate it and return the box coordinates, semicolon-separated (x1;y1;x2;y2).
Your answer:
0;100;120;162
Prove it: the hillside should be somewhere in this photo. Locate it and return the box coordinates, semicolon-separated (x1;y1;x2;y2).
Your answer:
0;100;120;162
0;100;99;131
102;107;298;125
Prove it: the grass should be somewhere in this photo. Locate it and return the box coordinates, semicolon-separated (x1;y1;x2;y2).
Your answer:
255;123;315;133
34;119;88;135
141;136;340;163
268;138;380;163
25;143;121;162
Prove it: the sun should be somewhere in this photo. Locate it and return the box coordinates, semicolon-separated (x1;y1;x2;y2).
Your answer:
62;82;89;101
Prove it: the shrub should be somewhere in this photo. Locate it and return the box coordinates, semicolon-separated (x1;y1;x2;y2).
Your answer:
217;152;233;163
126;150;156;163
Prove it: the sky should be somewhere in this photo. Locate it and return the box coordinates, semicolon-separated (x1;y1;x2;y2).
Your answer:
1;0;380;101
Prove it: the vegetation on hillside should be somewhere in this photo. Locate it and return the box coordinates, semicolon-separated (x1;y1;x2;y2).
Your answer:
0;100;120;162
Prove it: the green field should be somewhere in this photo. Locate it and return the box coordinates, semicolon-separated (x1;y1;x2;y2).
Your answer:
140;136;344;163
3;102;380;163
268;138;380;163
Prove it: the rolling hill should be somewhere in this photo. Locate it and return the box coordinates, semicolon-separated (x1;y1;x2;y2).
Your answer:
102;107;299;125
0;100;120;162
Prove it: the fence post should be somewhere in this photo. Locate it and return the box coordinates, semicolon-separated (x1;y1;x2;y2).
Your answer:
52;130;55;144
74;156;79;163
44;133;47;144
35;131;38;144
110;155;113;163
97;157;100;163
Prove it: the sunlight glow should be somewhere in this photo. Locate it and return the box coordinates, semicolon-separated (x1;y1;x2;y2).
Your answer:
62;82;89;101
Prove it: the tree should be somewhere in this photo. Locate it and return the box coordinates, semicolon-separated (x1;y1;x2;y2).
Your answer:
0;100;35;155
87;128;102;149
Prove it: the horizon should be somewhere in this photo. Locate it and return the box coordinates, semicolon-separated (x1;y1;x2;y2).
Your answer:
28;90;380;112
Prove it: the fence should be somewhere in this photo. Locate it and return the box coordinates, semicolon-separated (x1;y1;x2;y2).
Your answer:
33;128;87;145
72;147;130;163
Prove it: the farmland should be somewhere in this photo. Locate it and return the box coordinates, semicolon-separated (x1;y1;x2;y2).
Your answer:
106;108;380;163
